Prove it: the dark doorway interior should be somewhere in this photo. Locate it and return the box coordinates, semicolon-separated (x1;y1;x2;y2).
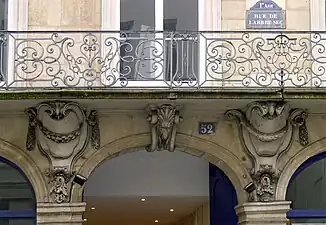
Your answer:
209;163;238;225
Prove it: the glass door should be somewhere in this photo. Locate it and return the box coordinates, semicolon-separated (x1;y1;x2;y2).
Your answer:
119;0;199;87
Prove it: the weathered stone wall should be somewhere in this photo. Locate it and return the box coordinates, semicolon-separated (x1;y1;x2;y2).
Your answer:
28;0;101;30
0;103;250;203
14;0;314;31
0;99;323;204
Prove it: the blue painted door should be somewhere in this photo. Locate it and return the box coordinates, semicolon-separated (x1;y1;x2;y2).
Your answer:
209;163;238;225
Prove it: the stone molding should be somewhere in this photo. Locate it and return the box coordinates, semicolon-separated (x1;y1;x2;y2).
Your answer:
235;201;291;225
37;202;86;225
0;139;48;202
25;101;100;204
226;101;308;202
71;133;251;204
276;137;326;200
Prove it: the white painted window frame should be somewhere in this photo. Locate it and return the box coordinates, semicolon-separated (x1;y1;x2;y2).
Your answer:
101;0;221;88
310;0;326;30
308;0;326;88
199;0;222;88
4;0;28;88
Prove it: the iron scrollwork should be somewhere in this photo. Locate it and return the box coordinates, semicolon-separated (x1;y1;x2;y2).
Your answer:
0;31;323;89
205;32;326;88
11;31;199;88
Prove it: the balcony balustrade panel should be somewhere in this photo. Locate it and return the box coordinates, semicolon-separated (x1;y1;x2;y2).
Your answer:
0;30;325;90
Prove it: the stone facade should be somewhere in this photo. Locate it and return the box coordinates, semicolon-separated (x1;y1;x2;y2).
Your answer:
9;0;317;31
1;0;326;224
28;0;101;30
0;98;324;224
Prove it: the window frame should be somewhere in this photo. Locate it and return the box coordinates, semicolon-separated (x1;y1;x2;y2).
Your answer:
100;0;221;88
1;0;29;88
286;151;326;224
310;0;326;30
0;157;36;224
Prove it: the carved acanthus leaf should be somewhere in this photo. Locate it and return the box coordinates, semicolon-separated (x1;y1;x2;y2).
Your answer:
46;167;73;204
25;108;37;151
247;101;285;120
87;110;100;150
147;104;182;152
289;109;309;146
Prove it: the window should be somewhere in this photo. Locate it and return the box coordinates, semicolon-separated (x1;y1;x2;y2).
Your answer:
0;0;7;30
0;0;29;87
0;158;36;225
0;0;7;81
286;152;326;224
119;0;199;85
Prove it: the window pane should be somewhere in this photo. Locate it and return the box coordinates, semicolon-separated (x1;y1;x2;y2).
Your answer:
0;218;34;225
164;0;198;31
0;162;35;211
163;0;199;83
0;0;7;30
121;0;155;31
120;0;157;81
0;0;7;81
286;158;326;210
291;218;326;224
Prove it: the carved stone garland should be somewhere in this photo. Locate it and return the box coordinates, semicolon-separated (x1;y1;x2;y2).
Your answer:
25;101;100;203
226;101;308;202
147;104;182;152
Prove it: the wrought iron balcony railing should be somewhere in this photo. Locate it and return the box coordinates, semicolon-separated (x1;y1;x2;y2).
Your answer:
0;30;326;90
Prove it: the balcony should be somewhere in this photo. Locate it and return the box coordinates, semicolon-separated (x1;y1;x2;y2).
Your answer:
0;30;326;90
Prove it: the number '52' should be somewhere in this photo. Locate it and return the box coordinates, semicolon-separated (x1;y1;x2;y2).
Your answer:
200;124;215;134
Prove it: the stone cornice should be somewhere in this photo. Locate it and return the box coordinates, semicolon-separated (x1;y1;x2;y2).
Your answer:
0;89;325;100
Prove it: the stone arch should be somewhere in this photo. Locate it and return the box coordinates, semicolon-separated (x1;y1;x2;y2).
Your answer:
276;137;326;200
0;138;48;202
72;133;251;204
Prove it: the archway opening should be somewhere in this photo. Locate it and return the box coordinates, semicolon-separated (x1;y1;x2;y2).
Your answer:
0;157;36;225
286;151;326;224
82;150;238;225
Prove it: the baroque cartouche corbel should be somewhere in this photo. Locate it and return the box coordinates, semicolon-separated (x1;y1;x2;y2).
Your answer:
25;101;100;203
226;101;308;202
147;104;182;152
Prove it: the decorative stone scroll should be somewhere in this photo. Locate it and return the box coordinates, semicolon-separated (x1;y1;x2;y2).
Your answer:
226;101;308;202
25;101;100;203
147;104;182;152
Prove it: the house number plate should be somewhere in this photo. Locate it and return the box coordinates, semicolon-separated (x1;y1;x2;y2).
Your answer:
198;123;216;135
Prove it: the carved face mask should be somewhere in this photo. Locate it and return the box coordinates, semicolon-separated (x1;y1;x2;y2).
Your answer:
261;175;271;187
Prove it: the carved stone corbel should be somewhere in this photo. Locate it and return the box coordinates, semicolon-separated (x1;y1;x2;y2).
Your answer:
147;104;182;152
46;167;72;204
25;101;100;203
226;101;308;202
252;164;279;202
